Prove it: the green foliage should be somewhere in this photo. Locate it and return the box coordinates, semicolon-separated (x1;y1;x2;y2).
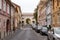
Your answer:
26;18;30;24
33;6;38;25
33;11;37;20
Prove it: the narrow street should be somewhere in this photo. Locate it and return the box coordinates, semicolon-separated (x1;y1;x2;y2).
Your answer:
0;0;60;40
4;25;48;40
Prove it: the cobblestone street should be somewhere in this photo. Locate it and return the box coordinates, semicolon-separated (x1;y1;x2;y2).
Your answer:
3;25;48;40
0;0;60;40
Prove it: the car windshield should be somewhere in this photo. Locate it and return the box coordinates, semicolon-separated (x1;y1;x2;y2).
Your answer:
38;26;42;28
54;28;60;34
42;27;47;30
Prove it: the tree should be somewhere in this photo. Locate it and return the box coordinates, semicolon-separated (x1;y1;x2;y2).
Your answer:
33;6;38;25
26;18;30;24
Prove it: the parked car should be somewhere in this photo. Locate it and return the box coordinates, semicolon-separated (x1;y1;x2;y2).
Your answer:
40;26;48;35
32;24;36;30
35;25;42;33
48;27;60;40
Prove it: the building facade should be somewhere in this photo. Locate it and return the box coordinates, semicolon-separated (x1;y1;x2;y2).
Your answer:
38;0;48;26
46;0;52;27
0;0;22;39
51;0;60;27
0;0;11;39
22;13;36;25
13;3;22;29
10;3;16;32
38;0;60;27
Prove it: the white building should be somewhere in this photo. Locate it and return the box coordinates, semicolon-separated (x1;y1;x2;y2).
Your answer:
46;0;52;27
22;13;36;25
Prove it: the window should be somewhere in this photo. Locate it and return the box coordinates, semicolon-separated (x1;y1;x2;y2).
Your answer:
11;7;14;16
22;21;24;23
57;13;60;16
7;4;10;14
57;16;60;24
22;18;24;19
0;0;2;9
11;7;12;14
53;0;54;9
3;0;6;11
53;15;55;17
0;18;1;22
57;0;59;6
57;14;60;24
3;20;5;26
39;16;40;18
52;17;55;24
59;7;60;9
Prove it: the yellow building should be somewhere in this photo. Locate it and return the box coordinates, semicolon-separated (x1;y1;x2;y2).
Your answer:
13;3;22;29
38;0;60;27
52;0;60;27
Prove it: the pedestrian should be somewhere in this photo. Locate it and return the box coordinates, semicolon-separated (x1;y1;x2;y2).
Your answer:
13;27;15;32
22;21;24;28
49;25;51;30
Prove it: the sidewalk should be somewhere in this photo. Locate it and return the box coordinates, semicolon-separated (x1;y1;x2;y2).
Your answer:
1;29;22;40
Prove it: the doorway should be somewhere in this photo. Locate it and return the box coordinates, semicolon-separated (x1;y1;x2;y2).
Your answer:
6;19;10;32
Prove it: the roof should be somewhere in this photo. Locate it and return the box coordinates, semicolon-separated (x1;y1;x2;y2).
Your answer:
12;2;22;13
12;3;20;8
5;0;16;10
22;13;33;16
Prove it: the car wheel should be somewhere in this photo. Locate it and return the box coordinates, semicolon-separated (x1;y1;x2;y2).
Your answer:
40;31;42;35
37;30;40;33
40;31;41;34
41;32;43;35
53;38;55;40
47;37;50;40
47;36;50;40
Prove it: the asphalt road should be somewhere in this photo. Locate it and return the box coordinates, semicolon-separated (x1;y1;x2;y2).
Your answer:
4;24;48;40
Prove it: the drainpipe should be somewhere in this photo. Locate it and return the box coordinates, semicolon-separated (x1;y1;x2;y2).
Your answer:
10;2;12;33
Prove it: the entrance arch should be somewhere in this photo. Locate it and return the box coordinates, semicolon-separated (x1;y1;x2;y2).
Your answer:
26;18;31;24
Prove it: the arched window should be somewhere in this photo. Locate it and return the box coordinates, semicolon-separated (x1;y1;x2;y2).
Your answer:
0;0;2;9
3;0;6;11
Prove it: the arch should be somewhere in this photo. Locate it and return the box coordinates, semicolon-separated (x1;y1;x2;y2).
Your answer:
26;18;31;24
6;19;11;32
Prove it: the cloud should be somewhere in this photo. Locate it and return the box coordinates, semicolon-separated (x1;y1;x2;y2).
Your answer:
11;0;40;13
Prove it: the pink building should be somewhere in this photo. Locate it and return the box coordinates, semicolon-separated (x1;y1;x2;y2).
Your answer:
0;0;12;39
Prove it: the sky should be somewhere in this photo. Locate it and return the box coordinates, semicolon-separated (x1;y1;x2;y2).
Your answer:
11;0;40;14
